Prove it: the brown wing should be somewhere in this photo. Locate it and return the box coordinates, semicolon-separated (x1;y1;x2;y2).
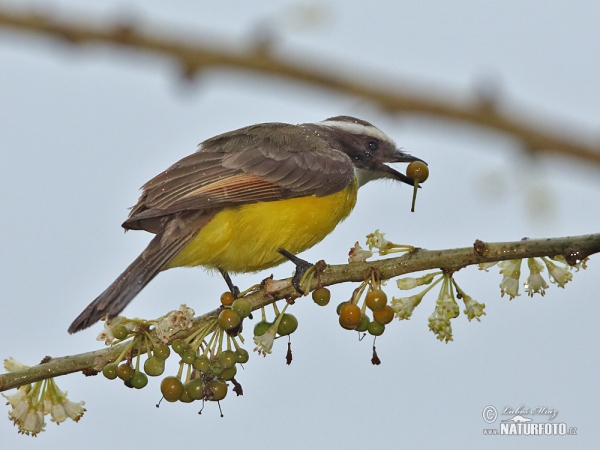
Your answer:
123;123;354;232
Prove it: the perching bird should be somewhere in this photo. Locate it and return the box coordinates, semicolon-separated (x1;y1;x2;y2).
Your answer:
68;116;425;333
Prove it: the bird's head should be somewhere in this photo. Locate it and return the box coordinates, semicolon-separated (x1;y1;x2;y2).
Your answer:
317;116;426;186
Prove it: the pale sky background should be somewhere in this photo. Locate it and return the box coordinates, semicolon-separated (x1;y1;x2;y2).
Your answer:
1;1;600;449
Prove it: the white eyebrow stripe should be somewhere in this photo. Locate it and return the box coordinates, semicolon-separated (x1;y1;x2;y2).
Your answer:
319;120;395;146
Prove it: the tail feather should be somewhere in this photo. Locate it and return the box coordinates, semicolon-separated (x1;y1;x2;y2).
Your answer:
68;212;211;333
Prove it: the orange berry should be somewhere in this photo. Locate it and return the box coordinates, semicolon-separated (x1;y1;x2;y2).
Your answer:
373;305;394;325
365;289;388;311
220;292;235;307
339;303;361;330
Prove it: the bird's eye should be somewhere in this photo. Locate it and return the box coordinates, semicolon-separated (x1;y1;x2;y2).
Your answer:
368;140;379;151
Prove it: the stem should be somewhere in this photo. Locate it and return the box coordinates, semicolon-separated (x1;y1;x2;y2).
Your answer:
1;233;599;392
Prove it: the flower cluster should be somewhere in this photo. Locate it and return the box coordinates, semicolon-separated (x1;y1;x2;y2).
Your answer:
2;358;85;437
391;272;486;342
480;255;581;299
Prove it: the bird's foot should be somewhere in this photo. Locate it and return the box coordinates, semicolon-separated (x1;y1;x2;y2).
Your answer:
278;249;315;295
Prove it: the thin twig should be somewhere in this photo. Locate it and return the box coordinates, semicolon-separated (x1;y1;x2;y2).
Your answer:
0;8;599;165
1;233;598;392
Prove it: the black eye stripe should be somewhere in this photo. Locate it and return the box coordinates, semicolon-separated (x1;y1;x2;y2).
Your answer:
368;140;379;151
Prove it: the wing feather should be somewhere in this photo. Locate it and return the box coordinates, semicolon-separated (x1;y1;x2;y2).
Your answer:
123;123;354;231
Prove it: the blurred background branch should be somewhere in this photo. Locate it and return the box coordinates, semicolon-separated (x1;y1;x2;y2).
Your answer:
1;7;599;165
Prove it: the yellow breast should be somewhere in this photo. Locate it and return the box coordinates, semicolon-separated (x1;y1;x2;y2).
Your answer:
166;180;358;272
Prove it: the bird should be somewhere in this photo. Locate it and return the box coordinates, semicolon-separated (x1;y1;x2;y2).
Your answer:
68;116;425;333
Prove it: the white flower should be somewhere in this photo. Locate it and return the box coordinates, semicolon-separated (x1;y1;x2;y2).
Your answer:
499;259;522;299
543;258;573;288
96;316;137;346
428;312;453;343
391;294;421;320
253;325;277;356
49;403;67;424
348;241;373;263
462;293;486;322
3;386;28;407
396;272;437;290
155;304;195;343
20;407;45;436
524;258;548;297
366;229;389;250
62;398;86;422
7;394;30;424
3;357;29;372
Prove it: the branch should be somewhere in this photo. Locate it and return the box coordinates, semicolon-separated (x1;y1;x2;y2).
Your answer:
1;8;599;166
2;233;599;392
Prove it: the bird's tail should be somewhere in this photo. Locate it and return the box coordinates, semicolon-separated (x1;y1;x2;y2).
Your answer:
68;212;211;333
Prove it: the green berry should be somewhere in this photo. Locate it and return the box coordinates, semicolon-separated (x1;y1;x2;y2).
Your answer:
253;321;271;337
221;365;237;381
367;321;385;336
218;309;241;331
102;363;118;380
160;376;184;402
193;355;211;373
185;378;204;400
277;313;298;336
144;356;165;377
355;314;370;332
232;298;252;318
181;349;197;365
117;363;135;381
153;344;171;361
130;372;148;389
208;379;228;401
235;348;249;364
179;389;194;403
312;287;331;306
112;324;129;340
171;339;188;355
219;350;237;369
210;360;223;375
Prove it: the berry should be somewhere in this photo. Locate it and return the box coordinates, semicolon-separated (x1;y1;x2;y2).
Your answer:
208;379;228;401
232;298;252;318
144;356;165;377
117;363;135;381
130;372;148;389
235;348;249;364
102;363;118;380
277;313;298;336
171;339;188;355
210;360;223;375
253;321;271;337
373;305;394;325
179;390;194;403
336;301;348;315
220;291;235;307
160;376;184;403
181;349;197;365
219;350;237;369
218;309;241;331
221;365;237;381
153;344;171;361
355;314;370;332
365;289;388;311
312;287;331;306
185;378;204;400
339;303;361;330
406;161;429;183
367;321;385;336
193;355;211;373
112;324;129;340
